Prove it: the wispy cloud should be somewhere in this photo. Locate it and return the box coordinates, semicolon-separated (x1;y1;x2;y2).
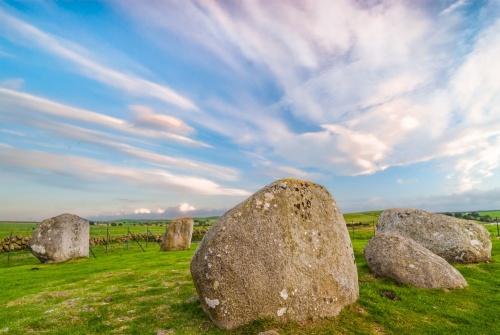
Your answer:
0;77;24;89
129;105;195;135
0;145;251;196
0;88;208;147
1;110;239;181
0;8;199;111
119;1;500;192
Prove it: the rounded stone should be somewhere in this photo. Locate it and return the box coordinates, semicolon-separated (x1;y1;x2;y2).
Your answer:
364;234;468;289
190;178;359;329
376;208;491;263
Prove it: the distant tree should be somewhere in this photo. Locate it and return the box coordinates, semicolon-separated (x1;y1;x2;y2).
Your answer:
480;215;492;222
454;213;463;218
471;212;480;218
444;212;453;217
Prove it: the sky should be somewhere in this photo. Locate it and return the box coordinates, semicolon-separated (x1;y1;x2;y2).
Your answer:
1;0;500;221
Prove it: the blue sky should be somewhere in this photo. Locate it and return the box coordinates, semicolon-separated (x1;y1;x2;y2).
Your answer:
1;0;500;221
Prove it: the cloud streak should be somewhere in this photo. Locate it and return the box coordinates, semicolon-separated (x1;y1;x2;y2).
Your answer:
0;145;250;196
0;88;209;147
0;8;199;111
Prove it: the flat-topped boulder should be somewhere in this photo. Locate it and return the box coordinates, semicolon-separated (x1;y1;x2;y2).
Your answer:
364;234;467;289
29;213;89;263
376;208;491;263
161;217;194;251
190;178;359;330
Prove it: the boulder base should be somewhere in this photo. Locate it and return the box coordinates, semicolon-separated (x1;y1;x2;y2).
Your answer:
376;208;491;263
364;234;467;289
161;217;194;251
190;179;359;330
29;213;89;263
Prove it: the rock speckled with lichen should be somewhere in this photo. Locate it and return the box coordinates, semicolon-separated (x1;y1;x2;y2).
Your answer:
376;208;491;263
364;234;467;289
29;213;89;263
190;178;359;330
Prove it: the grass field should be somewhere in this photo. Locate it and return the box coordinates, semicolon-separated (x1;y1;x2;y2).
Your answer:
1;224;498;335
478;210;500;219
0;212;381;239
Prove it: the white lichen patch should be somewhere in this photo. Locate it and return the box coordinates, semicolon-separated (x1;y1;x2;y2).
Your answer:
31;244;46;254
264;192;275;201
408;264;416;269
205;297;220;308
277;307;287;316
470;239;482;246
280;289;288;300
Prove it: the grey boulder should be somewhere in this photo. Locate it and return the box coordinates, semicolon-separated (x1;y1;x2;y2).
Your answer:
190;178;359;330
29;213;89;263
364;234;467;289
376;208;491;263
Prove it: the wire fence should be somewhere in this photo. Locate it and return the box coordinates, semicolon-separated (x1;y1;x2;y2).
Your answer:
0;225;210;266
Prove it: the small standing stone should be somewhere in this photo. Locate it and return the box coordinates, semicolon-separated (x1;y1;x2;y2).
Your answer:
161;217;194;251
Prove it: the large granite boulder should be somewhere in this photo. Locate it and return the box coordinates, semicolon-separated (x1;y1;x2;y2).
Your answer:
376;208;491;263
364;234;467;289
160;217;194;251
190;178;359;330
29;213;89;263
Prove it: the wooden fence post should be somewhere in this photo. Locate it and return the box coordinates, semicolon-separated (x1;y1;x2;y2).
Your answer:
7;230;12;266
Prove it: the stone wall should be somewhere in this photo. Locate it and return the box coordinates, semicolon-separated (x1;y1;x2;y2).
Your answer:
0;235;31;252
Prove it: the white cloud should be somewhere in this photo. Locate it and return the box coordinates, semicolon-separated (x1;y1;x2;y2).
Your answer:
0;9;199;111
129;105;194;135
178;202;196;212
134;208;151;214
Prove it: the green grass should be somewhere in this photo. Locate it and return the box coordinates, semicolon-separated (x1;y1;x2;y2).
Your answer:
343;210;382;225
477;210;500;219
1;223;499;334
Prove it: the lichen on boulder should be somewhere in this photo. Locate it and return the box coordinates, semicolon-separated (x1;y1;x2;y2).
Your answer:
190;178;359;330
